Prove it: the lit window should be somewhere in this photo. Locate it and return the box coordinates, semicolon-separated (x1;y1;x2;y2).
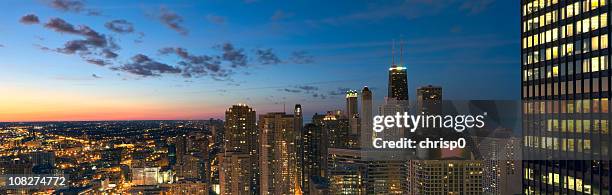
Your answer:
591;0;601;10
582;18;590;33
591;15;600;31
591;57;600;72
583;60;591;73
602;34;608;49
566;4;575;18
602;13;608;28
566;43;574;55
592;36;600;51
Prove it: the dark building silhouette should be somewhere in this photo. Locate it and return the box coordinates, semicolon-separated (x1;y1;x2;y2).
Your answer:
301;123;325;194
388;65;409;101
416;85;442;114
388;40;409;101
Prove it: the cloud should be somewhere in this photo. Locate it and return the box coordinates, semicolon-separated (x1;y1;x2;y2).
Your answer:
105;19;134;33
280;85;323;99
158;6;188;35
44;18;80;34
206;14;226;25
0;44;4;48
41;18;119;62
328;87;352;96
86;59;108;66
102;49;118;58
283;88;301;93
296;85;318;92
92;74;102;78
159;47;230;79
254;48;281;65
271;10;293;21
216;43;247;68
20;14;40;24
312;93;327;99
290;50;314;64
115;54;181;77
48;0;100;16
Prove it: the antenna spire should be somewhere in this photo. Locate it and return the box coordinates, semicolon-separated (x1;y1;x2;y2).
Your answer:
400;38;403;66
391;39;395;66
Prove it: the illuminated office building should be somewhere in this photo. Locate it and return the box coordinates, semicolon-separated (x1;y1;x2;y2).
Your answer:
473;131;521;195
407;160;484;195
323;110;350;149
521;0;611;194
346;90;361;135
294;104;305;193
346;90;359;118
388;65;409;101
416;85;442;114
218;152;252;195
327;148;408;194
259;112;300;194
221;104;258;194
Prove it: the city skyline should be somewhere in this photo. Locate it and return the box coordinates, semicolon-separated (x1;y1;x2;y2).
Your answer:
0;0;519;121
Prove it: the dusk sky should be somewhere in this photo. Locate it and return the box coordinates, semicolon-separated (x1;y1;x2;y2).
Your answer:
0;0;519;121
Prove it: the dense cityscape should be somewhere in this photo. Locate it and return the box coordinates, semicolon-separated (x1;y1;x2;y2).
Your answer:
2;0;612;194
0;45;523;194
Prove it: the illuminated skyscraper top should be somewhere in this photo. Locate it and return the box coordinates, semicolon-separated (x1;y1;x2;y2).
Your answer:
345;90;359;118
388;40;409;101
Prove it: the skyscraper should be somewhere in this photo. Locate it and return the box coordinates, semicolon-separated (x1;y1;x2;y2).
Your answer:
416;85;442;114
221;104;258;194
521;0;611;194
294;104;305;193
346;90;360;136
388;65;409;101
346;90;359;118
360;86;373;148
301;123;325;194
259;112;300;194
323;110;350;149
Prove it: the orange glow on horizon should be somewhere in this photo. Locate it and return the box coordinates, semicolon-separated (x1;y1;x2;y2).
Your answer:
0;86;225;121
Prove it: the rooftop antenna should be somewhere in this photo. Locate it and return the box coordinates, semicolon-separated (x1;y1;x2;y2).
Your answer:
391;39;395;66
283;102;286;113
400;36;404;66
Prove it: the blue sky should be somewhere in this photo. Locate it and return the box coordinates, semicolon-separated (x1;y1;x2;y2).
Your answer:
0;0;519;121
